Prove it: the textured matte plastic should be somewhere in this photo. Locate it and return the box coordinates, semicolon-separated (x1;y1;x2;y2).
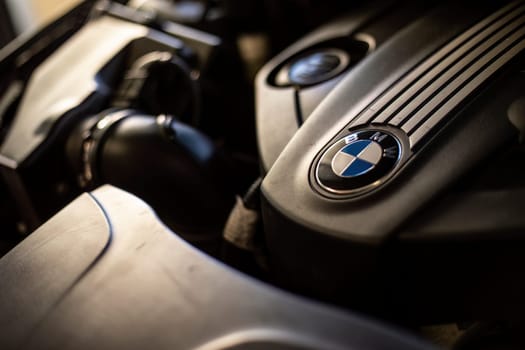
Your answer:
0;13;220;166
255;0;395;171
0;16;150;164
262;1;496;242
260;1;524;318
0;186;434;350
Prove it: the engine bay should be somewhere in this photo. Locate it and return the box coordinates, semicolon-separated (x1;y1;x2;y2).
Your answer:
1;0;525;348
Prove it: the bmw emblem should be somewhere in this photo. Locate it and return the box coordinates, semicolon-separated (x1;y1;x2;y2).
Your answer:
315;129;402;196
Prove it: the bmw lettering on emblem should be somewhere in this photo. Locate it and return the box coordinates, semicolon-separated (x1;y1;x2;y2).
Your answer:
315;129;402;196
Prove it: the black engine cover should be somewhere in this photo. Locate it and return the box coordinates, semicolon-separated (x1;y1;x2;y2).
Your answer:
259;0;525;322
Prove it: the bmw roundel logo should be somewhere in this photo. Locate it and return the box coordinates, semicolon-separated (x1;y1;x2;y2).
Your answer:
315;129;402;196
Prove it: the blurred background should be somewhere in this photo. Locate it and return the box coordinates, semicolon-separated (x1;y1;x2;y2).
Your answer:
0;0;80;47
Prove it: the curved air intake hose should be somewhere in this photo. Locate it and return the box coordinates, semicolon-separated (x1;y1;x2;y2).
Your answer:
67;110;235;242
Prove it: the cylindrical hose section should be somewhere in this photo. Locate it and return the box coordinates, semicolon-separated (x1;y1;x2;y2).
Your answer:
66;110;235;242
